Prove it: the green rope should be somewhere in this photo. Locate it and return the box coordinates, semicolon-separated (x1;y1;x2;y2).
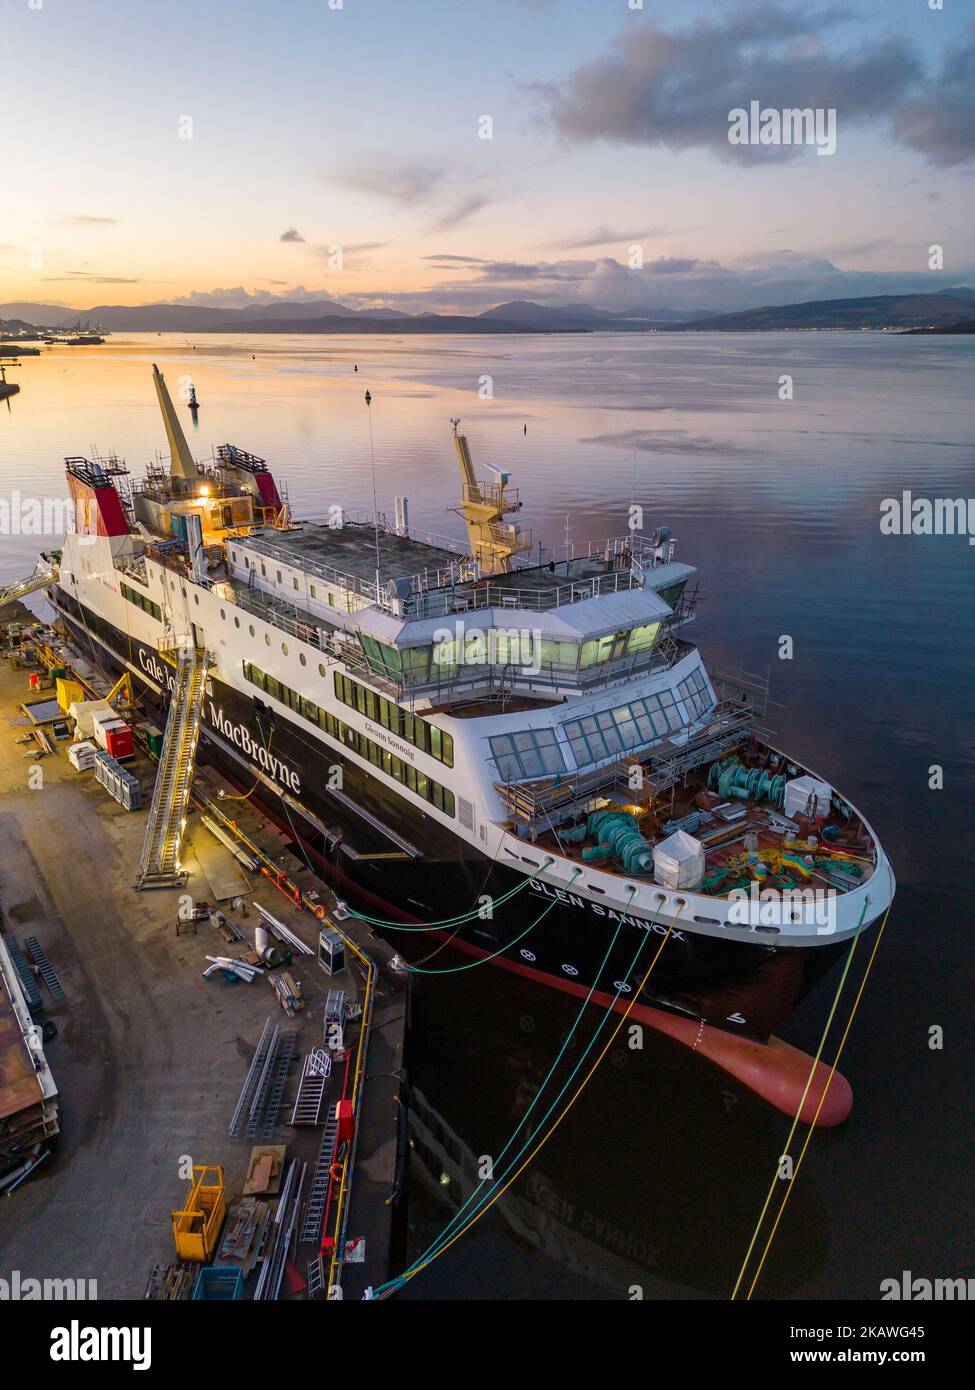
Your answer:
345;855;554;932
401;867;583;975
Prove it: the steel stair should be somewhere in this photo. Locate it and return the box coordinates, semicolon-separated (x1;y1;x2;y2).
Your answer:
290;1050;332;1127
299;1106;340;1246
135;645;208;889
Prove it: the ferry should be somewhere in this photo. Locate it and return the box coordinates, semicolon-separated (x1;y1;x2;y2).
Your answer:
33;366;894;1048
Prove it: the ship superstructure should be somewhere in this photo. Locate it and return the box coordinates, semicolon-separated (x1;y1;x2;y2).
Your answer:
42;366;894;1043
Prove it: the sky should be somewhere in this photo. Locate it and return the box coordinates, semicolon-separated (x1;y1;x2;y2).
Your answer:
2;0;973;315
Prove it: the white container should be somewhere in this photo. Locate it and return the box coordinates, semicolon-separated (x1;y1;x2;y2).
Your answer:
653;830;706;891
68;739;97;770
783;775;832;821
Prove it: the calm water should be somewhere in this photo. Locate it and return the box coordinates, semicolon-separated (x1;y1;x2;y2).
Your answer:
2;332;972;1298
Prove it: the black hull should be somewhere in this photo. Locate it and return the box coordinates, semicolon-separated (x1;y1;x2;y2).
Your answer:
56;592;848;1042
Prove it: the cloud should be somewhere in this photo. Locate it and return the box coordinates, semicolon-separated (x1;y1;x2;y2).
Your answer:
58;215;119;226
891;28;975;167
538;5;974;166
165;284;337;308
332;159;444;205
551;225;661;250
42;272;139;283
280;227;305;242
427;194;491;233
345;249;975;316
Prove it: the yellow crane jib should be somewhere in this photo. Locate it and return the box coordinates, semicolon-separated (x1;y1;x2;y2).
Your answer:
450;422;530;575
152;363;197;480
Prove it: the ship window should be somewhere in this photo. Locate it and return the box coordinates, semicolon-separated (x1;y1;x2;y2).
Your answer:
310;585;316;599
234;617;240;628
626;622;661;653
539;640;578;670
328;593;335;606
299;652;306;666
677;668;712;722
194;594;199;605
249;624;255;637
282;643;288;655
264;633;271;646
220;609;225;621
489;729;566;781
319;664;327;677
293;578;299;591
276;570;282;583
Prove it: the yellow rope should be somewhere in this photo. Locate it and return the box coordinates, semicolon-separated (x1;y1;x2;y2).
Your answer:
730;904;867;1300
395;911;680;1286
743;881;894;1299
731;869;893;1300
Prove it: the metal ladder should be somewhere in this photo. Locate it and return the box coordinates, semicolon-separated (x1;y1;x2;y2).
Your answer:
24;937;65;1002
298;1106;340;1245
135;645;208;889
6;939;43;1013
290;1050;332;1126
255;1029;298;1143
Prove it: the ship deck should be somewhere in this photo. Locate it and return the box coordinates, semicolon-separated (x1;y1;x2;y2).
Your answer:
527;754;878;901
239;522;467;590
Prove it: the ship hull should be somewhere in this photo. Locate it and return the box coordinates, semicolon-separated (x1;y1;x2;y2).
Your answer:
55;590;858;1043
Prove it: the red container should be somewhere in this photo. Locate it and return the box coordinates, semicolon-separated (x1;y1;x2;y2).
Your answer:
105;725;135;759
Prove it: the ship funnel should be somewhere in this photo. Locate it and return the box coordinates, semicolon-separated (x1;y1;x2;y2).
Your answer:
152;363;197;480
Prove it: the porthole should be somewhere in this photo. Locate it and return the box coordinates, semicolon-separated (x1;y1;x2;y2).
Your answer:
281;643;288;656
193;594;199;605
234;617;240;629
299;652;306;666
264;634;271;646
249;625;255;637
319;663;327;677
219;609;225;621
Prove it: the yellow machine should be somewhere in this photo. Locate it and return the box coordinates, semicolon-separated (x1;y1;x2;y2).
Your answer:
451;421;531;575
171;1165;227;1262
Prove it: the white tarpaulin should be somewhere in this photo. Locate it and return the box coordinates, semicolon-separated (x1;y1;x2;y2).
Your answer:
783;775;832;821
653;829;705;891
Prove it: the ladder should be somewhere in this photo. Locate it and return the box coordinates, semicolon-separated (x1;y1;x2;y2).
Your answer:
6;939;43;1013
135;645;208;889
291;1050;332;1126
299;1106;340;1245
24;937;65;1002
253;1029;298;1143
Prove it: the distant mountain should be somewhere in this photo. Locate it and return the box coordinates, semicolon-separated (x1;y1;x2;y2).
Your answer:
478;300;713;329
203;312;579;335
671;290;975;331
4;289;973;335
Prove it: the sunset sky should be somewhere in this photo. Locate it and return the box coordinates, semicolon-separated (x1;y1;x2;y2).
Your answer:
3;0;973;314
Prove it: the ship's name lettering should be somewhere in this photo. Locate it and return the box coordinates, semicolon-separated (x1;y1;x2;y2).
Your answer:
137;646;177;694
208;703;301;794
529;880;686;941
363;721;416;762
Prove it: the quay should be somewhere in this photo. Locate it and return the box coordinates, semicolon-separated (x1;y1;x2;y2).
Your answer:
0;606;409;1300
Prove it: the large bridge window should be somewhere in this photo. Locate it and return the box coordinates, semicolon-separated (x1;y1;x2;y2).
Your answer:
490;728;566;781
562;689;684;768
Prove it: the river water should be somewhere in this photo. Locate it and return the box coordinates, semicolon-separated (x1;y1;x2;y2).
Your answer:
2;330;972;1298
